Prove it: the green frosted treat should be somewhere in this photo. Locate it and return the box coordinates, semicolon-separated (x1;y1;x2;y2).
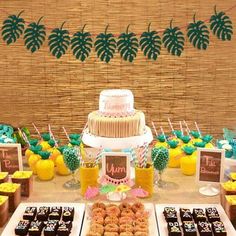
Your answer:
152;147;169;171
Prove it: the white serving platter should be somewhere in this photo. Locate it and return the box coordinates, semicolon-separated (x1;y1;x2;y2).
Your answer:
2;202;85;236
81;202;159;236
155;204;236;236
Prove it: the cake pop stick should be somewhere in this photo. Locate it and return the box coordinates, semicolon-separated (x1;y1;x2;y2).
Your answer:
62;127;70;141
179;121;183;135
168;118;177;138
48;124;58;147
32;123;41;138
194;121;202;137
160;126;167;142
183;120;190;133
140;142;148;168
151;121;158;137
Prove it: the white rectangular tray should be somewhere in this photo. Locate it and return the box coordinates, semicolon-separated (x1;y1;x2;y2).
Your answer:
155;204;236;236
2;202;85;236
81;202;159;236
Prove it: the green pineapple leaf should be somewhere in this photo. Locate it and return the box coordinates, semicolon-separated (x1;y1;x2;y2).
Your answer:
94;25;116;63
187;14;209;50
210;6;233;41
140;23;161;60
24;16;46;53
71;24;93;61
162;19;185;56
48;21;70;59
117;25;138;62
2;11;25;45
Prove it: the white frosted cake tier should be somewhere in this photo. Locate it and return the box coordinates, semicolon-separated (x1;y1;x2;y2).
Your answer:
99;89;134;116
82;126;153;149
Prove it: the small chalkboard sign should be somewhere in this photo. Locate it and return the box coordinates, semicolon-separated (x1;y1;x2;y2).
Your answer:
196;148;225;184
0;143;23;174
102;152;130;185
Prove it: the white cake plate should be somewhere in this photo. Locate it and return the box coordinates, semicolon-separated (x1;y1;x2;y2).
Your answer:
82;126;153;149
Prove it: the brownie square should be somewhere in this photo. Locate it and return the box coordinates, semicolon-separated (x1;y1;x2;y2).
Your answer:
167;222;181;236
163;207;177;217
44;220;59;236
182;221;197;236
197;221;212;236
15;220;30;236
49;206;62;220
180;208;193;222
28;220;44;236
23;207;37;221
62;207;74;221
211;221;227;236
37;206;50;221
192;208;207;223
205;207;220;223
57;221;72;236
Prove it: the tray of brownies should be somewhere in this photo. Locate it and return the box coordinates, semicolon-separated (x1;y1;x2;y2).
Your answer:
155;204;235;236
1;202;85;236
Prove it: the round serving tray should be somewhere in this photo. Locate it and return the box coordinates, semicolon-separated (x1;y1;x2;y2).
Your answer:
82;126;153;149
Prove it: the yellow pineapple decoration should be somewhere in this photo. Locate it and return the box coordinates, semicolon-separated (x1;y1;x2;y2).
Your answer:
190;131;202;145
202;135;214;149
39;133;51;151
155;134;168;148
180;146;197;176
167;140;183;168
28;145;42;174
55;146;70;176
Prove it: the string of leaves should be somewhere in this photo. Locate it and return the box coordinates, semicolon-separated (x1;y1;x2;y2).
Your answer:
0;5;234;62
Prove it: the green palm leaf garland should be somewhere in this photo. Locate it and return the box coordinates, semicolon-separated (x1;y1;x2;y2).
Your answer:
95;25;116;63
210;6;233;41
140;23;161;60
71;24;92;61
187;14;209;50
48;21;70;59
117;25;138;62
2;11;25;45
24;17;46;53
162;19;185;56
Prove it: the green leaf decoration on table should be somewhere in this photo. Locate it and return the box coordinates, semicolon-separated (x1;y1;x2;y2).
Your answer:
48;21;70;59
71;24;92;61
2;11;25;45
187;14;209;50
117;25;138;62
162;19;185;56
95;25;116;63
210;6;233;41
140;23;161;60
24;16;46;53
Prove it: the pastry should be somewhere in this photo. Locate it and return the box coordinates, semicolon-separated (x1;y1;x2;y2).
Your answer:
180;208;193;222
119;203;132;211
105;216;119;225
104;223;119;233
0;195;9;227
15;220;30;236
197;221;212;236
62;207;74;221
119;224;134;233
57;221;72;236
44;220;59;236
211;221;227;236
92;202;106;210
37;206;50;221
205;207;220;223
49;206;62;220
23;207;37;221
192;208;207;223
182;221;197;236
90;223;104;235
167;222;181;236
28;220;44;236
92;215;104;225
132;202;144;213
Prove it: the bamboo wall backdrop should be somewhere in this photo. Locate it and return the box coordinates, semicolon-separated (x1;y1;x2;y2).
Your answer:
0;0;235;139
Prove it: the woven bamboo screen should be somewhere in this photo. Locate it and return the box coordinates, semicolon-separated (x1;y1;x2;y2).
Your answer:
0;0;235;139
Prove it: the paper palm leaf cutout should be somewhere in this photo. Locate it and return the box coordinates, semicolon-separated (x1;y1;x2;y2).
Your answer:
187;14;209;50
2;11;25;45
140;23;161;60
117;25;139;62
162;20;184;56
94;25;116;63
71;24;92;61
24;17;46;53
48;22;70;59
210;6;233;41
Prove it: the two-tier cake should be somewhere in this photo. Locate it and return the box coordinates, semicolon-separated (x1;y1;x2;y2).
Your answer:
82;89;153;149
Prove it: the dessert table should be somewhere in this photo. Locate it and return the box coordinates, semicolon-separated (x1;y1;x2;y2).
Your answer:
0;167;221;234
